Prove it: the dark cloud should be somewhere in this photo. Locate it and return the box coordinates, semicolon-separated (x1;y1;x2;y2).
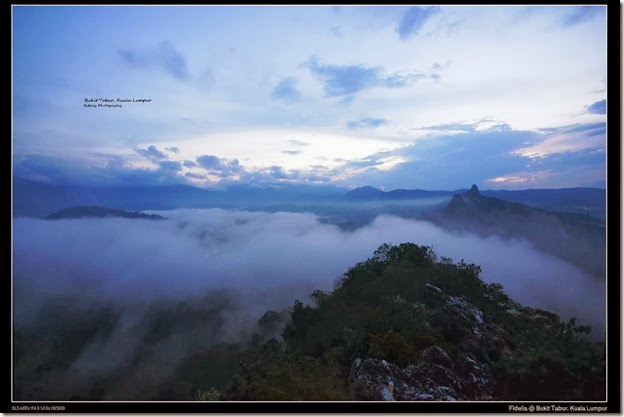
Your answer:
14;154;112;186
14;154;187;187
185;172;207;180
271;77;301;102
183;160;197;168
347;117;387;129
561;6;604;27
344;128;542;190
196;155;243;178
196;155;222;170
135;145;167;161
166;146;180;154
587;99;606;115
118;41;190;81
343;122;605;190
397;6;441;40
159;160;183;172
282;150;302;155
303;56;429;98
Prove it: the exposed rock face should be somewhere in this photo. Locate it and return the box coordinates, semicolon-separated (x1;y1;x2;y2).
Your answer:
351;345;495;401
350;281;515;401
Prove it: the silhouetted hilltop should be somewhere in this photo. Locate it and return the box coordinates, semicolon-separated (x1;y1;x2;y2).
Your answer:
45;206;167;220
431;185;605;277
346;186;456;200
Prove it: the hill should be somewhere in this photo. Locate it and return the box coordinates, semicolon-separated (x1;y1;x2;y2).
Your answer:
346;186;456;201
428;185;606;278
482;187;605;219
220;243;605;401
45;206;167;220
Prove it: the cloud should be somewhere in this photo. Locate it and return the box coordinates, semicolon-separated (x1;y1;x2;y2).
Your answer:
289;140;310;147
282;150;301;155
516;122;606;158
14;154;188;187
561;6;604;27
185;172;207;180
196;155;222;170
158;160;183;171
339;121;605;190
166;146;180;154
587;99;606;115
347;117;387;129
135;145;167;161
397;6;441;40
183;160;197;168
118;41;190;81
304;56;381;97
341;128;543;190
271;77;301;102
196;155;244;178
303;56;428;98
418;119;510;133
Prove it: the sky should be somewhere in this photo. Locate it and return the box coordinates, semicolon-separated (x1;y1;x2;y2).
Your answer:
12;5;607;190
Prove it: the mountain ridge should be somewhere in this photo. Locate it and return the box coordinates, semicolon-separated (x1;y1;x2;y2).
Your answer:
45;205;167;220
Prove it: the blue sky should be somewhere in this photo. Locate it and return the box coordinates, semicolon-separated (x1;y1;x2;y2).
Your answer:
12;5;607;190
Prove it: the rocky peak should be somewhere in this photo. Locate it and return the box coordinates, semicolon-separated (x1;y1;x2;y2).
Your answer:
467;184;480;197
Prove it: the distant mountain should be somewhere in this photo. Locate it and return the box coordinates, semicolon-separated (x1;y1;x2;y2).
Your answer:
345;186;387;199
13;177;350;217
346;186;457;200
344;184;606;219
429;185;605;277
482;188;605;219
45;206;167;220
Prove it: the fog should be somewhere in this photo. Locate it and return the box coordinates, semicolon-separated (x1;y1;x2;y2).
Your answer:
12;209;606;399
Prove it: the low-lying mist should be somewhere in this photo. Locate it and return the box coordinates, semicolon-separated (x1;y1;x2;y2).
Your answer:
12;209;606;399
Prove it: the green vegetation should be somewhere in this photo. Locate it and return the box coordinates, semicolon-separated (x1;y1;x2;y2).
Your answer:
220;243;605;401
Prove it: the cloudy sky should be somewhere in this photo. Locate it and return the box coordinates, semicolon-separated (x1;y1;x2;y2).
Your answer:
12;5;607;190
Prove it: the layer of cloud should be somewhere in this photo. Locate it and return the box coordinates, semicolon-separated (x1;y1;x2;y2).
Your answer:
282;150;301;155
340;121;605;190
119;41;190;81
14;154;186;187
397;6;441;40
515;122;606;159
14;210;605;332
